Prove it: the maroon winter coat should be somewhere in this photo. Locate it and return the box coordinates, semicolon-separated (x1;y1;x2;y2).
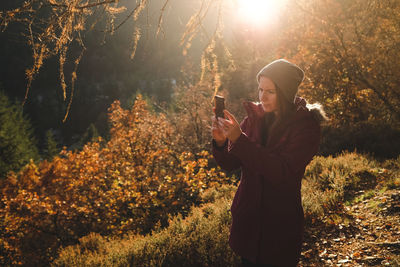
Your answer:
212;97;321;266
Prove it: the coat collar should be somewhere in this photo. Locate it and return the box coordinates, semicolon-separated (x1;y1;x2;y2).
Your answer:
242;96;309;119
241;97;316;148
242;101;265;120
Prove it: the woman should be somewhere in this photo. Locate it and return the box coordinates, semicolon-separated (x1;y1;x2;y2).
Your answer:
211;59;326;267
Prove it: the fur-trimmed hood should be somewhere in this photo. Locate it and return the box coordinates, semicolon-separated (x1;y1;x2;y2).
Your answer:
297;97;327;124
243;96;327;125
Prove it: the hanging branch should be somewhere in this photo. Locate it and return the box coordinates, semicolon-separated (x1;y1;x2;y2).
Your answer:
63;34;86;122
156;0;170;38
1;0;150;120
1;0;230;120
113;0;147;33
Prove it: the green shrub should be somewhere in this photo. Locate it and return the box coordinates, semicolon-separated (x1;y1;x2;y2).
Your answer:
381;155;400;189
301;152;379;219
0;90;39;178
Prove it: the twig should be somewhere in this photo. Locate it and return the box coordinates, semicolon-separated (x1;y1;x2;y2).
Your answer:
113;0;147;32
156;0;170;37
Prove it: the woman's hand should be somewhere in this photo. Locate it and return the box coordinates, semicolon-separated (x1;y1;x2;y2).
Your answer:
212;108;227;146
217;110;242;143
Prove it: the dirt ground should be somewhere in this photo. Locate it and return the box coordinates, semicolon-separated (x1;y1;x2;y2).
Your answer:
299;188;400;266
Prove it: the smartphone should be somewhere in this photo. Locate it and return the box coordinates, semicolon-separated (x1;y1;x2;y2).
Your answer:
214;95;225;118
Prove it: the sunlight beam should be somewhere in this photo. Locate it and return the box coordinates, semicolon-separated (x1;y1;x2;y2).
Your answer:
235;0;288;27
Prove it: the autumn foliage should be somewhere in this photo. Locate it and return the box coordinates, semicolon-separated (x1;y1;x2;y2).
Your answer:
280;0;400;125
0;95;230;266
53;153;400;266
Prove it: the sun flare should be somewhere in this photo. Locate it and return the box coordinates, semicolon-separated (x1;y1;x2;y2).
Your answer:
236;0;287;26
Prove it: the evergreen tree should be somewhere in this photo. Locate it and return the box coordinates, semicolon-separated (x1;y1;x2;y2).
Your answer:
78;123;100;147
0;90;39;178
44;129;59;160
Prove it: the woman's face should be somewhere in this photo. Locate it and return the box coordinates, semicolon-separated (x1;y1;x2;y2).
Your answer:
258;76;278;114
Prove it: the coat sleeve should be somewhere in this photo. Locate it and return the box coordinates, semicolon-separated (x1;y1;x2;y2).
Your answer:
211;117;250;172
228;118;320;184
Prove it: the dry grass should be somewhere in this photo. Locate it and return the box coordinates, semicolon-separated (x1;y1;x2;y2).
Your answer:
53;185;239;267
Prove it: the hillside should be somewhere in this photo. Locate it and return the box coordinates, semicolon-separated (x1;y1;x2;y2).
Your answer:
53;153;400;267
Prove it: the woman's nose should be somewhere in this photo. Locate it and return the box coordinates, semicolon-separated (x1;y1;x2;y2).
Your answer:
260;92;268;101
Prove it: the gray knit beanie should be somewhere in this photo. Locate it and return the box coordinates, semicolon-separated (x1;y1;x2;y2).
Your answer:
256;59;304;103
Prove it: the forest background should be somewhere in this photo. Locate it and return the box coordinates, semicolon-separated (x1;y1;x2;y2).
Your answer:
1;0;400;266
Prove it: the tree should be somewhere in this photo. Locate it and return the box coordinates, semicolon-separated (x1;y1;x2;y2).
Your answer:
279;0;400;125
44;129;59;160
0;90;39;178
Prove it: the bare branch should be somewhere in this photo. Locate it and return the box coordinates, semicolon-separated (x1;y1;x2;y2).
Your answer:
77;0;118;10
156;0;170;37
130;26;141;59
113;0;147;33
63;40;86;123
